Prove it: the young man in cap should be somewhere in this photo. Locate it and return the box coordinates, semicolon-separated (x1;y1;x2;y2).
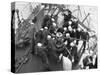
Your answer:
34;28;49;65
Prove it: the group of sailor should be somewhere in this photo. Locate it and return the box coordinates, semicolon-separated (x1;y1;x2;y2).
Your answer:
31;8;97;70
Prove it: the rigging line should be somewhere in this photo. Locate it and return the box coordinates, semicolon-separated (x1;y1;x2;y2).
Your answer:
77;5;79;19
71;15;94;32
51;6;58;16
20;3;30;14
19;3;30;20
48;4;53;14
26;4;41;21
83;7;91;29
78;5;82;19
88;16;91;28
20;3;40;20
32;4;44;18
86;13;90;52
83;10;91;54
72;9;78;13
82;13;90;23
87;16;90;28
79;6;82;18
83;8;89;26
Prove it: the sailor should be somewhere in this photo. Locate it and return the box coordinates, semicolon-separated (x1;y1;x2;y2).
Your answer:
57;28;72;70
62;17;70;29
62;9;72;29
63;27;68;36
72;29;77;38
70;40;79;67
63;9;72;22
76;27;82;45
83;56;94;69
71;18;78;30
35;28;44;43
47;34;60;62
55;27;65;53
68;20;73;26
52;27;73;70
63;22;68;29
47;27;65;62
49;22;57;36
68;25;75;38
64;33;72;50
81;29;89;53
41;9;52;29
34;28;49;65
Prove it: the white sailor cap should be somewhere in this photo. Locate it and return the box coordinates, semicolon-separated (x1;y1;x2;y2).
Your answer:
37;43;42;47
64;40;68;45
73;29;76;32
84;29;87;32
68;26;72;31
52;37;55;40
40;28;44;31
77;27;81;31
44;27;48;30
68;21;72;25
51;18;55;22
63;27;67;31
48;12;51;16
66;33;70;37
73;40;76;44
47;35;51;39
70;42;75;47
52;22;57;27
41;5;45;9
